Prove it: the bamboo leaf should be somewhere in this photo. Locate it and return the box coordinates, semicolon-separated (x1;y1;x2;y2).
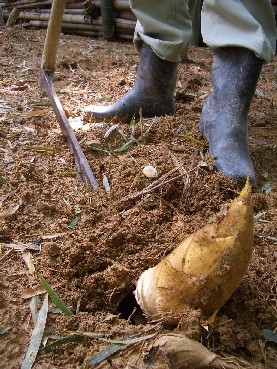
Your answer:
96;333;156;345
22;250;35;274
41;233;66;240
40;334;84;351
38;273;73;316
21;295;48;369
0;204;20;220
259;182;272;194
68;216;80;229
23;146;58;152
102;175;111;193
19;109;49;117
89;146;109;154
87;333;156;367
261;329;277;343
87;343;124;367
104;123;119;138
184;134;206;146
114;139;137;153
0;326;11;334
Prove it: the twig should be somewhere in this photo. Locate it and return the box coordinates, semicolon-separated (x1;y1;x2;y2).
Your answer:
169;152;188;186
122;167;198;202
144;162;187;191
0;248;13;262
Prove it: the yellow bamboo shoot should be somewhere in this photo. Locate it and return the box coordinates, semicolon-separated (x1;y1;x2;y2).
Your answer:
135;180;254;324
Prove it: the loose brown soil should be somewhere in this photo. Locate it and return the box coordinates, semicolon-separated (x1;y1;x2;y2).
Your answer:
0;28;276;369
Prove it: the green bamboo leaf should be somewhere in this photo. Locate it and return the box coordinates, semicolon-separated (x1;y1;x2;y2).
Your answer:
68;216;80;229
89;146;109;154
87;343;124;367
87;333;156;367
38;273;73;316
259;182;272;194
0;326;11;334
261;329;277;343
21;295;48;369
40;334;84;351
114;139;137;153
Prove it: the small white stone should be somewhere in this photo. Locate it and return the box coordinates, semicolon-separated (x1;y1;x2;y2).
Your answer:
143;165;158;178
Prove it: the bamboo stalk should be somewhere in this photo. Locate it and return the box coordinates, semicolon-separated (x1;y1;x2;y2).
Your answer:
6;7;20;26
25;18;134;32
65;28;133;40
4;0;131;11
41;8;136;21
41;0;66;71
3;0;50;7
18;11;136;29
0;4;4;26
26;19;133;38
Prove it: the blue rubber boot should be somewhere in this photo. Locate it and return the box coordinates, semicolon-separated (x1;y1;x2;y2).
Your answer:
85;43;177;122
199;47;263;184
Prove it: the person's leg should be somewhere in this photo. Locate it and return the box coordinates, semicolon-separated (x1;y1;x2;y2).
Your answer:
85;0;192;121
200;0;276;183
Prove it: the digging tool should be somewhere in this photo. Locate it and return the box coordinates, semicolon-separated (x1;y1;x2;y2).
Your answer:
38;0;99;190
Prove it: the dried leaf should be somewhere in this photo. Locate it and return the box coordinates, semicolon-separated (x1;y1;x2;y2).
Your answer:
0;204;20;220
197;160;209;168
104;123;119;138
22;250;35;274
184;135;206;146
0;176;6;185
38;273;73;316
102;175;111;193
41;233;66;240
96;333;156;345
256;88;264;97
19;109;49;117
21;295;48;369
2;243;40;251
30;296;40;325
23;146;58;152
22;286;51;299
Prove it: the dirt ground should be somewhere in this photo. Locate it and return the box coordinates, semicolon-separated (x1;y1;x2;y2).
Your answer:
0;27;276;369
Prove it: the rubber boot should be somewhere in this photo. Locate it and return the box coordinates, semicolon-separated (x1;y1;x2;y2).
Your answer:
199;47;263;184
85;43;178;122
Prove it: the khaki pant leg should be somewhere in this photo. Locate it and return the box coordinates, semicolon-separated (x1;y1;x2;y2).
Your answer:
201;0;276;62
130;0;192;62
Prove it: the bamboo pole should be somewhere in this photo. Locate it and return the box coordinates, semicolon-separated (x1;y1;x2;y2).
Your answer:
18;12;136;29
6;7;20;26
41;0;66;71
40;8;136;20
3;0;50;7
0;4;4;26
101;0;114;39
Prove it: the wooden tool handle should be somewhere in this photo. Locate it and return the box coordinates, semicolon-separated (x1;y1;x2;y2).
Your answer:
41;0;66;71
